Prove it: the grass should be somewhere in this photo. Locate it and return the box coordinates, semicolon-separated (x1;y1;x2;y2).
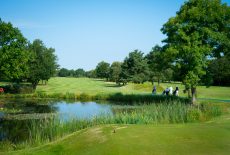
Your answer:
35;77;230;100
36;77;157;95
3;115;230;155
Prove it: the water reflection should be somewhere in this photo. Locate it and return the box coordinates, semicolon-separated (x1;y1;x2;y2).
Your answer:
55;101;112;121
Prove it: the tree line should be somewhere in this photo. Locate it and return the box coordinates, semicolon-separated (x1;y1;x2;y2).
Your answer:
0;19;58;90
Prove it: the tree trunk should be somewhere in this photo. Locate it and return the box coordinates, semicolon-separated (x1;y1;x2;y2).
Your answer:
187;89;191;98
191;87;196;104
151;80;154;85
157;78;160;86
32;81;38;90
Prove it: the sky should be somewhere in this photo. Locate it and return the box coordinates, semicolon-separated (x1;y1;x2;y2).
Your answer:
1;0;230;70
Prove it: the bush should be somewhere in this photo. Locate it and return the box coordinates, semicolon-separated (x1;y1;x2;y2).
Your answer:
0;84;34;94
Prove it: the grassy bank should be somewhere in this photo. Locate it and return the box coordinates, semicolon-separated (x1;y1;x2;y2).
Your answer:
3;116;230;155
0;102;226;151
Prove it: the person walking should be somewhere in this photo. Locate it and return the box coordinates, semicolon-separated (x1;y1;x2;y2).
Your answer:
169;86;173;95
173;87;179;96
152;86;157;95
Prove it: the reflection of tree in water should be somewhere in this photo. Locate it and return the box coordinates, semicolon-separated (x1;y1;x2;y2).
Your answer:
0;119;28;143
2;99;58;114
0;99;61;144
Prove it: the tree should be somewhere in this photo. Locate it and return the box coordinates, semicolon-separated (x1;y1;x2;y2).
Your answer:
145;45;171;85
69;69;75;77
120;50;149;84
109;61;122;83
75;68;86;77
40;47;58;84
0;19;29;82
58;68;70;77
86;69;97;78
95;61;110;80
208;55;230;86
161;0;230;103
28;39;58;89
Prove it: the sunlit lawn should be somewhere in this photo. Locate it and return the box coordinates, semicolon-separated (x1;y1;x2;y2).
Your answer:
36;77;230;100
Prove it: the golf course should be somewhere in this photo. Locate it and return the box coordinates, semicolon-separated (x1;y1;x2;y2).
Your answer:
1;0;230;154
1;77;230;155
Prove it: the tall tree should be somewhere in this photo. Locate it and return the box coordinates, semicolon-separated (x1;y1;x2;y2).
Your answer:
0;19;29;82
161;0;230;103
109;61;122;83
28;39;58;89
40;47;58;83
120;50;149;84
145;45;171;85
95;61;110;80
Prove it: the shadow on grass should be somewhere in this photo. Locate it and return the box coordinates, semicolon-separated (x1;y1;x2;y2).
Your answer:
91;79;106;82
104;84;123;88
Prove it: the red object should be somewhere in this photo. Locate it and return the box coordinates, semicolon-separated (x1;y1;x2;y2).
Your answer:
0;88;4;93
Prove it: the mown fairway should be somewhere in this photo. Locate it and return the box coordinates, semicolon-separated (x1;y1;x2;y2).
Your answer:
5;115;230;155
36;77;230;100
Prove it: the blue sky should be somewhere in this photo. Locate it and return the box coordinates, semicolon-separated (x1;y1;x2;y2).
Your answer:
1;0;229;70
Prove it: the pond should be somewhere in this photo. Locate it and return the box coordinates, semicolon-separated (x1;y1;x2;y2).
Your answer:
0;99;114;120
0;99;126;144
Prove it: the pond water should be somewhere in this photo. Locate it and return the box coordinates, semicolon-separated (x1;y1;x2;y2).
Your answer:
0;99;124;144
0;99;114;120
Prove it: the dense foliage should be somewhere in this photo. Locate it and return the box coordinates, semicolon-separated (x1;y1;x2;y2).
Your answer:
120;50;149;84
161;0;230;102
58;68;86;77
28;39;58;89
0;19;29;82
0;19;58;91
95;61;110;80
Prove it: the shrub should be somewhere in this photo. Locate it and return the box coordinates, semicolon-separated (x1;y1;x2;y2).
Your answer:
0;84;34;94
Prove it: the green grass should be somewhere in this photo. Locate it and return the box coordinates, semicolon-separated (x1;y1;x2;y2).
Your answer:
4;115;230;155
36;77;157;95
34;77;230;100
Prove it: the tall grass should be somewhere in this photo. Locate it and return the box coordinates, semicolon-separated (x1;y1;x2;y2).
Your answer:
108;93;190;104
0;102;223;151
